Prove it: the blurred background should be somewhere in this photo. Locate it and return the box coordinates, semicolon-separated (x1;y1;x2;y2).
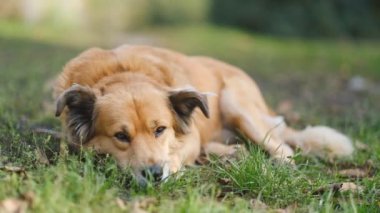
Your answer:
1;2;380;210
0;0;379;130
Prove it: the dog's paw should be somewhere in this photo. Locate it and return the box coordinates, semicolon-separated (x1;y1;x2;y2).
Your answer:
272;145;295;165
203;142;247;157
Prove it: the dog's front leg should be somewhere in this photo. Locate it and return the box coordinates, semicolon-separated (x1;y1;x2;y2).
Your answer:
203;142;247;157
168;126;202;174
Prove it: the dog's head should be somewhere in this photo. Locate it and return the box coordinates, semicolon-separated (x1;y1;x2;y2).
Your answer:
55;81;209;184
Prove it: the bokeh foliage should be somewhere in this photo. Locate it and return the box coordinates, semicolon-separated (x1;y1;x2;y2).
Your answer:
210;0;380;38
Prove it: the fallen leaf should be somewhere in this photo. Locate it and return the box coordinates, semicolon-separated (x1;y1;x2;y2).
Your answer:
340;182;364;193
0;166;27;178
327;159;376;178
313;183;343;195
313;182;364;195
1;166;24;173
218;178;231;185
338;168;368;178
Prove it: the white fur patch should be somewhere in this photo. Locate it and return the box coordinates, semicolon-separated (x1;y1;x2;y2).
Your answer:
292;126;354;158
162;163;170;181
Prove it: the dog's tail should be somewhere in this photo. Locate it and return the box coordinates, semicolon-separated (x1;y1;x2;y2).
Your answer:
282;125;354;159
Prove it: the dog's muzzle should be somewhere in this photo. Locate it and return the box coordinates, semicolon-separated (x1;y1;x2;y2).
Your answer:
135;164;170;187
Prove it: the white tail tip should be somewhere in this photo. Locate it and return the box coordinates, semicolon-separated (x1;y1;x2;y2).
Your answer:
291;126;354;159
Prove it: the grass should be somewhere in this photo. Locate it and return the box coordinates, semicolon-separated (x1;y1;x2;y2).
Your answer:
149;25;380;78
0;23;379;212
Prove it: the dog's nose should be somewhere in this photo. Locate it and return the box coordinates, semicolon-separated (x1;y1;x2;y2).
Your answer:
141;165;163;182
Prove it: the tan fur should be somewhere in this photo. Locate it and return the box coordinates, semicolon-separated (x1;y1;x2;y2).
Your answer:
54;45;354;181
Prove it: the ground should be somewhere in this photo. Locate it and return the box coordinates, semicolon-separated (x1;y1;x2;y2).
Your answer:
0;24;379;212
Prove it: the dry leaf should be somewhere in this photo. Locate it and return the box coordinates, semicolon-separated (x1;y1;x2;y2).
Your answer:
313;182;364;195
0;166;27;177
338;168;368;178
1;166;24;173
333;159;375;178
313;183;343;195
218;178;231;185
340;182;364;193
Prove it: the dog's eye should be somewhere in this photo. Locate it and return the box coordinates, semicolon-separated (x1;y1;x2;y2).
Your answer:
154;126;166;138
114;132;130;143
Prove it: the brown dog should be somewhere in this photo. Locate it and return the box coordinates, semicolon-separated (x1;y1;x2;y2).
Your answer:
54;45;354;184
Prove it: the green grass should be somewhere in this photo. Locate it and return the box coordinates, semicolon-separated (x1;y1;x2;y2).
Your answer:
0;23;379;212
149;25;380;78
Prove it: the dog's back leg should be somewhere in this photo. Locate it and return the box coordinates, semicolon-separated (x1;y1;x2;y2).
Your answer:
219;74;294;162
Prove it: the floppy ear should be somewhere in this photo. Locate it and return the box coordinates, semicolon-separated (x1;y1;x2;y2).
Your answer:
55;84;97;144
169;89;209;134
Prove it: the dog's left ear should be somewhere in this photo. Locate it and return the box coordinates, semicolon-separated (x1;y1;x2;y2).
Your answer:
169;89;209;134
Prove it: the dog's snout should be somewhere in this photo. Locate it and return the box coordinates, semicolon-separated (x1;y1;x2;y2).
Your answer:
141;165;164;182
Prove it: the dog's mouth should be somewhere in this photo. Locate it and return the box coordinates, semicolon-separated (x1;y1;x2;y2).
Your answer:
134;164;171;187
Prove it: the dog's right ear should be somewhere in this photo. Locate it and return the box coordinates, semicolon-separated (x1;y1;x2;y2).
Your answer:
55;84;97;143
169;89;209;134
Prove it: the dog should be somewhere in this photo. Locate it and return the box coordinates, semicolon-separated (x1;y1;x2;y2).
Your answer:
54;45;354;184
